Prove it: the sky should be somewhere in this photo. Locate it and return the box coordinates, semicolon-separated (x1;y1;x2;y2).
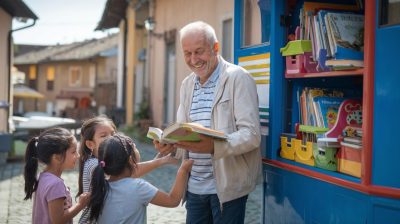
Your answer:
12;0;118;45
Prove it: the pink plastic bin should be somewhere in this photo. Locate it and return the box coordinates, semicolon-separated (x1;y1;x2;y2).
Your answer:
286;52;318;74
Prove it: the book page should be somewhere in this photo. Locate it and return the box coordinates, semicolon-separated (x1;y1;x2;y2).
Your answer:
147;127;163;141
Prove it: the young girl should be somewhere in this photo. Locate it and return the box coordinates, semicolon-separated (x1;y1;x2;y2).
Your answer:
24;127;90;224
88;133;192;223
77;116;177;224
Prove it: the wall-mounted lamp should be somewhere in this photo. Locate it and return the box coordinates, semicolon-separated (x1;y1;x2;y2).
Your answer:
144;17;155;31
144;17;164;38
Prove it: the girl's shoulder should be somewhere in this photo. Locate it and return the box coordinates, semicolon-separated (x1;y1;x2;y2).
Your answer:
84;157;98;169
115;178;157;192
37;172;66;194
39;172;63;183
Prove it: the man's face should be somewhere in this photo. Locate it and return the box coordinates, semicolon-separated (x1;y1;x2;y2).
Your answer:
181;33;218;84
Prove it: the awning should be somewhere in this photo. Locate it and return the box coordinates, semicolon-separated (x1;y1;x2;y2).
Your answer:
0;0;38;19
95;0;127;30
13;84;44;99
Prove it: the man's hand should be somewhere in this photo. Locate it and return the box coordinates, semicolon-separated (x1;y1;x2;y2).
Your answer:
153;140;177;155
175;134;214;154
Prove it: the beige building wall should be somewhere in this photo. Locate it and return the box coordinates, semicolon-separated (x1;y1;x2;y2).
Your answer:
149;0;233;127
0;8;12;131
34;61;94;113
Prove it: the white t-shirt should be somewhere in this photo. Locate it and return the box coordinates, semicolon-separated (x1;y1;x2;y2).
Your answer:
98;178;158;224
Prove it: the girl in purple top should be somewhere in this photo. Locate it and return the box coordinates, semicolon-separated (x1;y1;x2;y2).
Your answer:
23;127;90;224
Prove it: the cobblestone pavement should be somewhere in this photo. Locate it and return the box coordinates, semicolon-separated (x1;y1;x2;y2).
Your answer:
0;141;262;224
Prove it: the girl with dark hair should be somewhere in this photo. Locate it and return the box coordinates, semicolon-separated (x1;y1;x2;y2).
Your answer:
23;127;90;224
77;116;178;224
88;133;193;223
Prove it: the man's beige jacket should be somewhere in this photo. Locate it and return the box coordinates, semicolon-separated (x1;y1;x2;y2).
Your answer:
176;56;263;205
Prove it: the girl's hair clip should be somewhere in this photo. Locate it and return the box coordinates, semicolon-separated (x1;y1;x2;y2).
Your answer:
34;137;39;147
99;161;106;168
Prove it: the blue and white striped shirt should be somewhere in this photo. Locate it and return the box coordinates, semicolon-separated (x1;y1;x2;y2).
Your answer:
188;61;221;194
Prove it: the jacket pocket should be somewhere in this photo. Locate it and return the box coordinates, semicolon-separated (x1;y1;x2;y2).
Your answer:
214;96;233;131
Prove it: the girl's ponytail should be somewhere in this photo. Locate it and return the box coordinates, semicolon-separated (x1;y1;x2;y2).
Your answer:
23;137;39;200
89;164;109;221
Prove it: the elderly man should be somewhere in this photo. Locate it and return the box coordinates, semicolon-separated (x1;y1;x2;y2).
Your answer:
154;21;262;224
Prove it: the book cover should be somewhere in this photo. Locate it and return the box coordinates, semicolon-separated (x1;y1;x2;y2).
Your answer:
147;123;227;143
314;96;345;129
327;12;364;60
318;9;359;58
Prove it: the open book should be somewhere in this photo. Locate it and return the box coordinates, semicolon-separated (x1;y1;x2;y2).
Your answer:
147;123;227;143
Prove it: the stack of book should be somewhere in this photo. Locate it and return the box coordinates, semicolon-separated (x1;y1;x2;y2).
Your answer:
299;87;345;128
340;126;362;149
298;1;364;71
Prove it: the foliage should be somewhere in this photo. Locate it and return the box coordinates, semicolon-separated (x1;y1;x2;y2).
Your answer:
135;101;151;120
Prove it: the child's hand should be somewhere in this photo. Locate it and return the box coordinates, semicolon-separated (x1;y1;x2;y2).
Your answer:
77;192;91;209
155;153;179;166
178;159;194;174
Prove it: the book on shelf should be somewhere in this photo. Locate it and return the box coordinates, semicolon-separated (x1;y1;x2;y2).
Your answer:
325;59;364;67
313;96;345;129
326;12;364;60
343;136;362;145
318;9;360;58
296;2;364;69
301;87;345;127
301;1;360;41
147;123;227;144
340;141;362;150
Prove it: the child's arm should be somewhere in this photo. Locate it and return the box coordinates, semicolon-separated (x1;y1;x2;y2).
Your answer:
48;192;90;223
132;153;179;178
149;159;193;207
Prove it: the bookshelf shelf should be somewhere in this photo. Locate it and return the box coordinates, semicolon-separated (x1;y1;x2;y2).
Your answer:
285;68;364;78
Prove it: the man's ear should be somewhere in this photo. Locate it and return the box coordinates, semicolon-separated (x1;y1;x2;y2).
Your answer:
213;42;219;53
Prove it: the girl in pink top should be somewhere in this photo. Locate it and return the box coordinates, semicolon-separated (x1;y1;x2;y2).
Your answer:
23;127;90;224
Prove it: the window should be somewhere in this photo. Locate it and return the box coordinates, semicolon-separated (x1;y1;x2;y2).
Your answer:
28;65;37;88
69;66;82;87
47;66;55;91
380;0;400;26
222;18;233;63
89;65;96;87
163;43;176;125
241;0;271;47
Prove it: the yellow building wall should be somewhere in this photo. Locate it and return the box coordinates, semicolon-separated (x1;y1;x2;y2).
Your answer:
124;5;148;126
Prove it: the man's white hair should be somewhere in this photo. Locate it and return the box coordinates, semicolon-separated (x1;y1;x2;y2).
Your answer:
179;21;218;48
